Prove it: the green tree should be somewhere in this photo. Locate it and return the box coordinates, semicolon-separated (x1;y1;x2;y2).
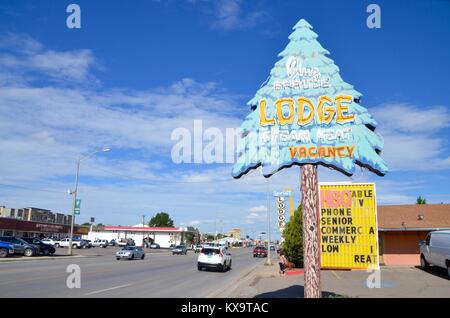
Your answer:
185;232;194;244
216;233;226;239
282;204;304;267
416;196;427;204
148;212;174;227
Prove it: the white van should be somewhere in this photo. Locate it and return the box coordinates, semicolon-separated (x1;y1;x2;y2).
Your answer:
420;230;450;278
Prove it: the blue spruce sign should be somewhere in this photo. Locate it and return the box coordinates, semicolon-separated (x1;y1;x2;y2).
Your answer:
232;19;388;179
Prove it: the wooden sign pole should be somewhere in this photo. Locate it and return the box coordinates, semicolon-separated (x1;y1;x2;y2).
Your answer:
301;164;321;298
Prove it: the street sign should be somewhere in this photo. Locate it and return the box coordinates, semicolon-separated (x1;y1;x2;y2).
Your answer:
74;199;81;215
319;183;379;270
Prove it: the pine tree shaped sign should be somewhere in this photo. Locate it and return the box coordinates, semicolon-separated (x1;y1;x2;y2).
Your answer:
232;19;388;178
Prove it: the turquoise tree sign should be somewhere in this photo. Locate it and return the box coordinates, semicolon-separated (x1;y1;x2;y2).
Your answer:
232;19;387;178
232;19;387;298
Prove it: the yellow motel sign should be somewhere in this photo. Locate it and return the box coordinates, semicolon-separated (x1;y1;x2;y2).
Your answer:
319;183;379;270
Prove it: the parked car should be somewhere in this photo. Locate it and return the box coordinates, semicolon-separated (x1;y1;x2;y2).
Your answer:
197;246;232;272
0;236;39;257
41;238;57;246
115;246;145;260
0;241;15;258
117;238;135;247
109;239;117;246
149;243;160;249
54;238;87;249
20;237;56;256
82;240;92;248
92;239;109;248
253;246;268;258
172;245;187;255
420;230;450;278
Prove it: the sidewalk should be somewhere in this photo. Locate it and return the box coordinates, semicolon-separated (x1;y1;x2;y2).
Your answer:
216;262;450;298
223;261;308;298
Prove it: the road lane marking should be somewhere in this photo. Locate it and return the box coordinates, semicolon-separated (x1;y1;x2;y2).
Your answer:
84;284;132;296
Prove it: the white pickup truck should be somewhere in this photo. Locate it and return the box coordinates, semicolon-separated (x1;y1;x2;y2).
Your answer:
420;230;450;278
54;238;87;249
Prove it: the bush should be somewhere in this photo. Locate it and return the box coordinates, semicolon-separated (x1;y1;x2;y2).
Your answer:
282;204;304;268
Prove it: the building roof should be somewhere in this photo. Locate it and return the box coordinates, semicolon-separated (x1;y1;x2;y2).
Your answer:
103;225;183;232
378;204;450;230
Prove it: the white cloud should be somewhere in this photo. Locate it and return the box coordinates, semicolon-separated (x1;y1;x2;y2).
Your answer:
0;34;97;83
370;103;450;171
212;0;267;30
188;0;267;31
372;103;450;133
249;205;267;213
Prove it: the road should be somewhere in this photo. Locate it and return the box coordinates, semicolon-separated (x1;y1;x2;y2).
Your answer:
0;247;264;297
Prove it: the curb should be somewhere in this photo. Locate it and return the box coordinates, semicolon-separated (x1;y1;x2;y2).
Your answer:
0;254;96;263
286;269;304;276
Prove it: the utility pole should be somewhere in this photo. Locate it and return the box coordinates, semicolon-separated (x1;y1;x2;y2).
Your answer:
68;159;80;256
68;148;110;256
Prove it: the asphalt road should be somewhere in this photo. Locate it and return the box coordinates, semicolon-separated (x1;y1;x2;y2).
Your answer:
0;247;264;297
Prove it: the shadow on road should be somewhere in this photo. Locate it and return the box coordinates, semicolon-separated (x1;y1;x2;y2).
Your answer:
414;266;449;280
254;285;337;298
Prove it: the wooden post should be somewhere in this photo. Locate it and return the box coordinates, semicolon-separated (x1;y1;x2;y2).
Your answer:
301;164;321;298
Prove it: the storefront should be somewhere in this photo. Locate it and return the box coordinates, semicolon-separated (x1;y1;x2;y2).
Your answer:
0;217;70;238
377;204;450;265
84;224;191;248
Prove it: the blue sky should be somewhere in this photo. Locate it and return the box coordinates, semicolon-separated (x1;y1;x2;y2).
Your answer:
0;0;449;240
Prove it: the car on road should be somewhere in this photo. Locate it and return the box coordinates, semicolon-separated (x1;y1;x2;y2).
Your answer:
115;246;145;260
194;244;203;253
197;246;232;272
420;230;450;278
172;245;187;255
149;243;160;249
253;246;268;258
0;236;39;257
0;241;14;258
20;237;56;256
92;239;109;248
54;238;87;249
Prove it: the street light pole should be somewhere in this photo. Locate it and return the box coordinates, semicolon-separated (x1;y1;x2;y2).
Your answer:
68;159;80;256
68;148;110;256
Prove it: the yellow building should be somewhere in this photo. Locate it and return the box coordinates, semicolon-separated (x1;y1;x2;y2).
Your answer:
227;228;241;239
